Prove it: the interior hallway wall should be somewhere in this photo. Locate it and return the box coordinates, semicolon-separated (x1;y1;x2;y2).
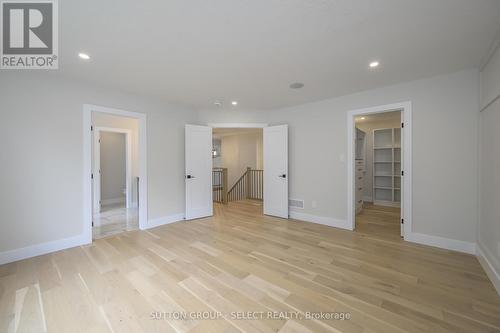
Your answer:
220;132;263;187
93;113;139;205
99;132;126;203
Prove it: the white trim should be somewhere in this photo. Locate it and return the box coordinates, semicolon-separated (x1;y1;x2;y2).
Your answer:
83;104;148;242
208;123;268;128
289;211;350;230
476;244;500;295
93;127;133;213
405;232;476;254
100;197;126;206
347;101;412;237
147;213;185;229
0;234;87;265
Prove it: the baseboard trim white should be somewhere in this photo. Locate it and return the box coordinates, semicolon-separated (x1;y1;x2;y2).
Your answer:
101;197;125;206
147;213;185;229
405;232;476;254
476;244;500;295
0;234;88;265
289;211;352;230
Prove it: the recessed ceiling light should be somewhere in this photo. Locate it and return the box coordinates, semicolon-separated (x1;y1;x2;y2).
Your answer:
231;101;238;106
360;117;366;120
369;61;379;68
214;101;222;107
290;82;304;89
78;53;90;60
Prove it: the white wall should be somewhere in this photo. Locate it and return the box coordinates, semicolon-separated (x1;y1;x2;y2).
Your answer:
220;132;263;187
93;113;139;205
0;72;196;255
99;132;126;202
198;69;479;245
356;116;401;202
478;44;500;293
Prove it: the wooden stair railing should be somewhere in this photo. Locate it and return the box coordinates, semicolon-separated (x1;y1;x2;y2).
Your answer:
212;168;228;203
228;167;263;202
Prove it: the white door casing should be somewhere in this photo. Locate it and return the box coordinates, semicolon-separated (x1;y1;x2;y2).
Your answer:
185;125;213;220
263;125;289;218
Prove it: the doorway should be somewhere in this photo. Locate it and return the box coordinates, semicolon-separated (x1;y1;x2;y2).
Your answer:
83;105;148;243
92;126;135;239
212;127;263;202
184;123;289;221
347;102;412;240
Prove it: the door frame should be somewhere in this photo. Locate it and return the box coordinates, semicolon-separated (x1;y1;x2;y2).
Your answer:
93;127;132;218
83;104;148;244
346;101;412;239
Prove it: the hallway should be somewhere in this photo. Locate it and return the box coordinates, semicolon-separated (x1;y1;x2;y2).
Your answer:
355;203;401;241
92;203;139;239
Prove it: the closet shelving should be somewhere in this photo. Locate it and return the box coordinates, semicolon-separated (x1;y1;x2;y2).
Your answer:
373;128;401;207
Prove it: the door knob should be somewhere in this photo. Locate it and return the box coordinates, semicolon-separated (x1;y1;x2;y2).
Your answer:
186;175;195;179
279;174;286;178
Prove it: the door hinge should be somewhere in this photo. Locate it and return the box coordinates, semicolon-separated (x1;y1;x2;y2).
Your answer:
401;122;404;128
91;173;94;179
92;221;94;227
401;218;404;224
91;125;94;131
401;170;404;176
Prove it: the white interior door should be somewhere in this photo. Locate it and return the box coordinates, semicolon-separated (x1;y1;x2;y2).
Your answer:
264;125;288;218
185;125;213;220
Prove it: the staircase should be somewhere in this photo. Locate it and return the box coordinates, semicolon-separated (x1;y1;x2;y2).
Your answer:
228;167;263;202
212;168;228;203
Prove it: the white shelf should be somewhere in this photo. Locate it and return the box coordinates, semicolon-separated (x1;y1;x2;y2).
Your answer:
372;127;401;207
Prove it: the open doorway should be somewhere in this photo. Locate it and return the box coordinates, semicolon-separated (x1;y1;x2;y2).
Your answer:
83;105;148;243
347;102;412;240
184;123;288;221
212;128;264;213
92;114;139;239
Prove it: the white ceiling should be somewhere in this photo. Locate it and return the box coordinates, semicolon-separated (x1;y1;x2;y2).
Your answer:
59;0;500;110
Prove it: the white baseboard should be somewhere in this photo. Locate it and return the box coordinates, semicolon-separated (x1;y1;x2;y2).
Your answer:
101;197;125;206
476;243;500;295
405;232;476;254
289;211;352;230
147;213;185;229
0;234;88;265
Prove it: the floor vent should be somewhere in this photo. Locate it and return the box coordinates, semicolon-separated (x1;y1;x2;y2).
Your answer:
289;199;304;209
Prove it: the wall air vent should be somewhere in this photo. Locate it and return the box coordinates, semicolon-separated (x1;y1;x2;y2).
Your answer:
289;199;304;209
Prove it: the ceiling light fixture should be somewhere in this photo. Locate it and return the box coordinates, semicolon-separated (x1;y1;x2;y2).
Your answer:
369;61;379;68
78;53;90;60
290;82;304;89
360;117;366;120
231;101;238;106
214;101;222;107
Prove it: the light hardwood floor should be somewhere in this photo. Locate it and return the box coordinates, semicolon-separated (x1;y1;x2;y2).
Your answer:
1;200;499;332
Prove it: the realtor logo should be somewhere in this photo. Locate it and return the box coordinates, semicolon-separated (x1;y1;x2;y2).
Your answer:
1;0;58;69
